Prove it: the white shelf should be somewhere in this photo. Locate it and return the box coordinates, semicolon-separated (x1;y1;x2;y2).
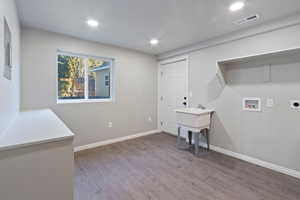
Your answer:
217;47;300;84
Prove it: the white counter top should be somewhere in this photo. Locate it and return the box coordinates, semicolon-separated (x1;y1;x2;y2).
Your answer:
0;109;74;152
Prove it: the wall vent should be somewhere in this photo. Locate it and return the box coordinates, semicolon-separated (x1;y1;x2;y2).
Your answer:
234;14;260;25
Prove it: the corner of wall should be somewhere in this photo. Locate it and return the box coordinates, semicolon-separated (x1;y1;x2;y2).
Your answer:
0;0;21;134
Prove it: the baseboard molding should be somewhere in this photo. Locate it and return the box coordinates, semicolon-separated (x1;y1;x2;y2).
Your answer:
75;131;300;179
74;129;161;152
210;145;300;179
167;132;300;179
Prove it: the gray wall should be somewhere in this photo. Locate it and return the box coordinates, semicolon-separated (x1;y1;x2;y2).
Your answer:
21;27;157;147
187;24;300;171
0;0;21;134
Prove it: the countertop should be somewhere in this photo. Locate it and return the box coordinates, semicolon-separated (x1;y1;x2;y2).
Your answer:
0;109;74;152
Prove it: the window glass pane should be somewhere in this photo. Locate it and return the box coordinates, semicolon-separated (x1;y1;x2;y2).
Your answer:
58;55;85;100
87;58;111;99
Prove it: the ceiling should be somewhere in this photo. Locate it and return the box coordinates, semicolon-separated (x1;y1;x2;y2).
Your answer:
15;0;300;55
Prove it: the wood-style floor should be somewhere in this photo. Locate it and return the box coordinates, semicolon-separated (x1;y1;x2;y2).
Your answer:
74;133;300;200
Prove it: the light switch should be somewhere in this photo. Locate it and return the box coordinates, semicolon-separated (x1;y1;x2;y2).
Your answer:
266;98;274;107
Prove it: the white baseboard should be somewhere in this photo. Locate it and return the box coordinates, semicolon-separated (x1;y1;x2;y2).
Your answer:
210;145;300;179
74;129;161;152
75;130;300;179
167;132;300;179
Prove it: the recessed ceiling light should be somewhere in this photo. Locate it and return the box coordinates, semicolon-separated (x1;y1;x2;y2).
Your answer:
86;19;99;28
150;39;159;45
229;1;245;12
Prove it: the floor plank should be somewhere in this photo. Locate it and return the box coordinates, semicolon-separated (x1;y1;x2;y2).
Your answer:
74;133;300;200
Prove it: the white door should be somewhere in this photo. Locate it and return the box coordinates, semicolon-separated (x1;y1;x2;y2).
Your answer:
159;58;188;135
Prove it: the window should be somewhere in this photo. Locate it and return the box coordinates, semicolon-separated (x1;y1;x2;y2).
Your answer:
57;51;113;103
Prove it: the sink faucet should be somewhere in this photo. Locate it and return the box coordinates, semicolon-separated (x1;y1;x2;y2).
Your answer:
198;104;206;109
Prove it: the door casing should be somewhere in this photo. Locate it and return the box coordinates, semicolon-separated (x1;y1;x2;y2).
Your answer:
157;55;189;135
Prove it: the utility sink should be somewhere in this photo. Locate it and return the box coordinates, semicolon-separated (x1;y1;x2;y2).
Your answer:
175;108;214;131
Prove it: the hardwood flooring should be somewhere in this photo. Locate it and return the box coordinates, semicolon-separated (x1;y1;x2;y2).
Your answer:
74;133;300;200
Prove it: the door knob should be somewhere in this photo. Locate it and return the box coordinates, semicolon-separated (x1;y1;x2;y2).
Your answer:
183;102;187;106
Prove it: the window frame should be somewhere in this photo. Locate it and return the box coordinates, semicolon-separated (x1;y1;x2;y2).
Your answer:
104;75;110;87
56;50;115;104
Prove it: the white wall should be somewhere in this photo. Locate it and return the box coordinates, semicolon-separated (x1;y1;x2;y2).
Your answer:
0;0;21;134
186;24;300;171
21;27;157;147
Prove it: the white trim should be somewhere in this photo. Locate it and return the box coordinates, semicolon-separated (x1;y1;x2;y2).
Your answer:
110;59;116;103
157;62;161;130
91;66;110;72
74;129;160;152
76;130;300;179
157;55;189;131
164;131;300;179
159;55;188;65
57;49;115;61
56;50;115;104
84;58;88;100
57;98;112;104
158;14;300;60
210;145;300;179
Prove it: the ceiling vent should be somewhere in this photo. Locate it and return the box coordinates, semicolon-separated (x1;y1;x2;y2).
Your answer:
234;14;260;25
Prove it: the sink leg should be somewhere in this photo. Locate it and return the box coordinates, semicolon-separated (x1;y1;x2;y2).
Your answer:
188;131;192;145
206;129;210;151
177;126;181;149
194;132;200;155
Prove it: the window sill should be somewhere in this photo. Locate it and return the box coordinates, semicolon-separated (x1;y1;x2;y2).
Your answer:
57;98;113;104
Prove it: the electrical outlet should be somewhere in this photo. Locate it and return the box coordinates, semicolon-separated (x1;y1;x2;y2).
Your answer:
108;122;113;128
266;98;274;107
290;100;300;109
